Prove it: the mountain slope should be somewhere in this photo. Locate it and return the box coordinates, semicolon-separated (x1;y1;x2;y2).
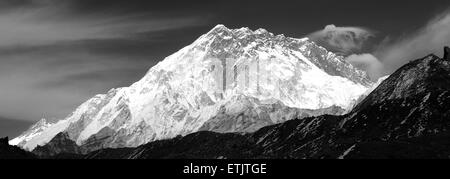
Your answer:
45;51;450;159
12;24;372;152
341;54;450;141
8;118;52;146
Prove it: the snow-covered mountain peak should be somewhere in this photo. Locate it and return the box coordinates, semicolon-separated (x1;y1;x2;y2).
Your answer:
150;25;371;86
12;24;374;152
33;119;51;129
203;24;268;38
8;118;52;146
206;24;231;34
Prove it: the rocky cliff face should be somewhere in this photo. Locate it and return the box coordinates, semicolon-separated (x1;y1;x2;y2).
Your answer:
32;133;81;157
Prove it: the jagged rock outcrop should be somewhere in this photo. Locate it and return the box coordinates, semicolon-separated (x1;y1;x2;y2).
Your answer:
32;132;82;157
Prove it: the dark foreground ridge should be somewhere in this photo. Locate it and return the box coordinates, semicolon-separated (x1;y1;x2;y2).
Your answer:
444;46;449;60
2;48;450;159
0;137;36;159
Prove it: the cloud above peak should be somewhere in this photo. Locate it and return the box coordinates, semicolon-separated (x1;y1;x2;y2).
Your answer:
308;9;450;81
308;24;376;56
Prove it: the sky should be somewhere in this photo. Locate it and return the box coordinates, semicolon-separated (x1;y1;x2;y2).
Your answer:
0;0;449;138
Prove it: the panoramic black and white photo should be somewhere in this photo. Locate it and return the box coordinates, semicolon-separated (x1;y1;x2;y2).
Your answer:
1;0;450;175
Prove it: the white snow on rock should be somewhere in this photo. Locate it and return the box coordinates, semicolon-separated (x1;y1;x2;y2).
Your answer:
11;24;374;151
8;118;53;146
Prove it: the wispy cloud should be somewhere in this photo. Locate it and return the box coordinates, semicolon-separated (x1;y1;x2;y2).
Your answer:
0;0;211;122
345;53;384;79
308;9;450;80
375;9;450;75
0;1;206;46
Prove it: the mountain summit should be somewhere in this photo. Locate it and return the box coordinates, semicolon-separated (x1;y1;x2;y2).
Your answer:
11;25;372;152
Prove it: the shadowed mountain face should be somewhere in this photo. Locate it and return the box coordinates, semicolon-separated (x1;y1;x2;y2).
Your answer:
444;46;449;60
28;50;450;159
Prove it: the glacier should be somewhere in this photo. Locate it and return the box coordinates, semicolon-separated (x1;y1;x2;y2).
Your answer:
11;24;374;151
